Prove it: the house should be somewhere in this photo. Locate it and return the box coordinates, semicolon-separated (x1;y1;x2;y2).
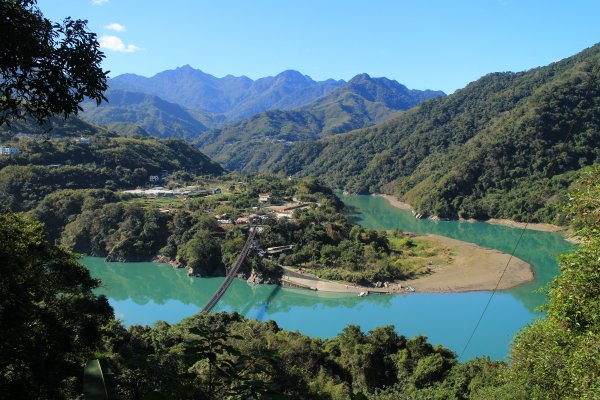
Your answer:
149;175;160;183
0;146;20;155
210;187;221;195
258;193;272;203
75;137;90;145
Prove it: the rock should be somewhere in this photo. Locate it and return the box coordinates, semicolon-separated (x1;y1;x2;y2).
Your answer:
383;282;389;288
375;281;383;288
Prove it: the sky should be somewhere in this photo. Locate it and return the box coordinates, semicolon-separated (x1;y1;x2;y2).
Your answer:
38;0;600;94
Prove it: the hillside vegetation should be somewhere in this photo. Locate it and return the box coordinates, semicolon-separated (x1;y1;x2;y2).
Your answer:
81;89;209;140
269;44;600;223
3;169;598;398
0;129;223;211
198;74;444;171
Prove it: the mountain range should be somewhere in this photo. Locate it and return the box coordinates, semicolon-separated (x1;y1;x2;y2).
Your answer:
81;67;445;169
196;73;444;170
107;66;344;121
267;43;600;223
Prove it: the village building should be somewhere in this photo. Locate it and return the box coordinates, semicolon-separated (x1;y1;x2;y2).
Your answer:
0;146;20;155
75;137;90;145
258;193;272;203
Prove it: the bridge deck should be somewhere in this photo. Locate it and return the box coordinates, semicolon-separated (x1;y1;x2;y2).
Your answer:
202;226;257;312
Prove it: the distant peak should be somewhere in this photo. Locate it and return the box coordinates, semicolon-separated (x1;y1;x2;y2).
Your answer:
349;73;373;82
276;69;312;82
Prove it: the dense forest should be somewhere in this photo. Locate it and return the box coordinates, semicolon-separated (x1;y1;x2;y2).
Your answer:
0;129;223;211
81;89;210;140
2;167;598;399
269;44;600;224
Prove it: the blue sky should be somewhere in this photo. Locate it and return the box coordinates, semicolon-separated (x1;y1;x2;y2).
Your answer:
38;0;600;94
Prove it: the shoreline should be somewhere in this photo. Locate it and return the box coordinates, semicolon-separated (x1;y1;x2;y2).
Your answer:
281;233;534;294
374;193;568;233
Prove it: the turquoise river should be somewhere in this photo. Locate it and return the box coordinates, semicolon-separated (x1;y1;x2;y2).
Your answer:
82;194;573;361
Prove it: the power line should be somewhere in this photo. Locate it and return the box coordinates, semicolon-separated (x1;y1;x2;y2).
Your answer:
459;61;600;359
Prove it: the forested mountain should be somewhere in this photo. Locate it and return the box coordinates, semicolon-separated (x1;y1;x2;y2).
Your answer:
0;124;224;211
80;89;209;140
268;43;600;223
197;74;445;171
109;66;343;121
0;115;105;141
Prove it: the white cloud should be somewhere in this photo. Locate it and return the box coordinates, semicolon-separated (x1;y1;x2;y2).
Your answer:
104;23;126;32
99;36;141;53
91;0;109;5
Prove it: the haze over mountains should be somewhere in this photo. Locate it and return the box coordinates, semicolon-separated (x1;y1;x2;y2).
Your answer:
81;66;445;168
107;66;345;121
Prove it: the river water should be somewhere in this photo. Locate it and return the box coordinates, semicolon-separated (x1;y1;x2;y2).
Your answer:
83;194;572;361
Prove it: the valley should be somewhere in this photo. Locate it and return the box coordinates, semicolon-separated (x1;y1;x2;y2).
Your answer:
1;2;598;396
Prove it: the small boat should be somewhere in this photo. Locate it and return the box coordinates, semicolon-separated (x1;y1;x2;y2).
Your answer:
358;291;368;297
407;286;415;292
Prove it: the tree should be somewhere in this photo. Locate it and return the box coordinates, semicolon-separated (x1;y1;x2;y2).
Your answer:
503;167;600;399
0;0;108;126
182;231;223;276
0;213;113;399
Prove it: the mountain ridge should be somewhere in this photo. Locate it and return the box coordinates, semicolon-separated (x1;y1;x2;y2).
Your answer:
266;43;600;223
195;74;445;170
108;66;345;121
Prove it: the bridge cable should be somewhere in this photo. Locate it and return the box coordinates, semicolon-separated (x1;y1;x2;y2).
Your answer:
459;61;600;359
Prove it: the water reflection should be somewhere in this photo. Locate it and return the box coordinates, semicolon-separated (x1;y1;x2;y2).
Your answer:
340;194;573;312
83;194;573;361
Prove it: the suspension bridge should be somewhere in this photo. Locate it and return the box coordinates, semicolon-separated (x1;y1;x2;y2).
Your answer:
202;225;258;312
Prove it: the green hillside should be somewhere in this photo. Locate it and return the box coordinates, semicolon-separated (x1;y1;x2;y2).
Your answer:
198;74;445;171
269;44;600;223
81;89;209;140
0;128;224;211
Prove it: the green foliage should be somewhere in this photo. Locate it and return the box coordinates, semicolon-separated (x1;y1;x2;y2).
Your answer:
0;0;108;126
196;74;444;172
501;167;600;399
271;44;600;223
0;213;113;399
98;312;501;400
81;89;209;140
180;231;223;276
0;133;223;211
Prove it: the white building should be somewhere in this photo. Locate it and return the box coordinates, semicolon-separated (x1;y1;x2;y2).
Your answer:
258;193;272;203
0;146;20;155
75;137;91;145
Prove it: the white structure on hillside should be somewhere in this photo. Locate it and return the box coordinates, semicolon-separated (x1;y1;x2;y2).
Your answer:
258;193;272;203
0;146;20;155
75;137;90;145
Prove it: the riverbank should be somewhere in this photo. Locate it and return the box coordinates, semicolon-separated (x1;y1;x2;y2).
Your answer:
375;194;567;233
281;233;533;294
